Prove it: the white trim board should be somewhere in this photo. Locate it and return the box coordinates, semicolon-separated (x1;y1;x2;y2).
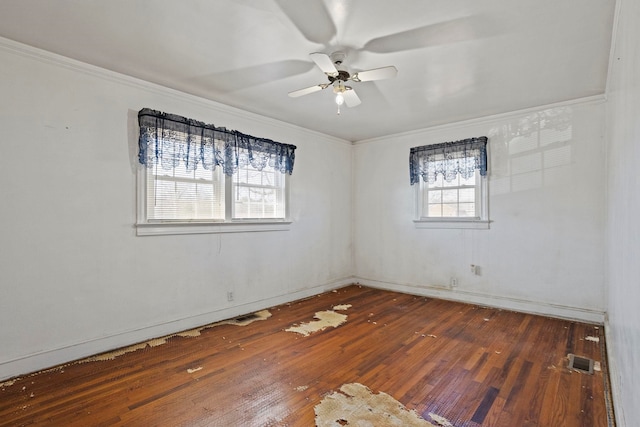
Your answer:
0;277;355;382
356;277;605;324
0;278;605;382
604;316;625;427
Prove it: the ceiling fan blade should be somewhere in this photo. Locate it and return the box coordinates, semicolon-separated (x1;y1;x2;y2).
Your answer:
288;84;328;98
309;52;338;75
362;16;493;53
195;60;315;93
275;0;336;44
343;88;361;107
351;66;398;82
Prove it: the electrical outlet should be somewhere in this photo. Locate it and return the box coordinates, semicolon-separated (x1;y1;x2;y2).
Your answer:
450;277;458;288
470;264;481;276
227;290;234;302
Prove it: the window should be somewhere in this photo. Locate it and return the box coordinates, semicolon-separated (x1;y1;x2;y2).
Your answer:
410;136;489;229
136;108;295;236
145;161;225;222
232;163;286;219
415;169;488;228
139;159;289;234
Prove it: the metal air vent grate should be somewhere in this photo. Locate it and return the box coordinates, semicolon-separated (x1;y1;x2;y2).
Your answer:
568;354;594;374
233;313;260;323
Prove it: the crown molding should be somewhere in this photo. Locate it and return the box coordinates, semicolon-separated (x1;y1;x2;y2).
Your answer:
354;94;606;145
0;36;350;147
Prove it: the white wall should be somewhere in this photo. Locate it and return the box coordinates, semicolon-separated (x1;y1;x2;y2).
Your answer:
605;0;640;425
0;32;621;405
353;99;606;321
0;39;353;380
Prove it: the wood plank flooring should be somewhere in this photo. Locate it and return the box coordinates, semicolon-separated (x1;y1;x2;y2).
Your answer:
0;285;611;426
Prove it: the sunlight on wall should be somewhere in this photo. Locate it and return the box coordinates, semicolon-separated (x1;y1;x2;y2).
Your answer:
489;107;573;194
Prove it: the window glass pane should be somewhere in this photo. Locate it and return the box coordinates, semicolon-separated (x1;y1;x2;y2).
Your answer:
146;164;224;221
428;190;442;203
235;167;248;184
441;203;459;217
263;171;275;186
459;188;475;203
234;202;248;218
173;167;194;179
232;159;286;220
442;189;458;203
418;160;484;222
458;203;476;217
428;204;442;217
263;188;275;203
236;186;249;201
194;167;213;180
247;170;262;185
154;168;171;178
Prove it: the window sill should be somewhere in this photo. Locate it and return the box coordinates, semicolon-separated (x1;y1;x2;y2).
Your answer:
136;220;292;236
414;219;490;230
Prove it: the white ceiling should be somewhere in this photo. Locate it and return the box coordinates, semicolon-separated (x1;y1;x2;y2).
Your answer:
0;0;615;142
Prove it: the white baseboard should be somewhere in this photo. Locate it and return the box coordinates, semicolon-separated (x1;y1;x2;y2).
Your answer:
2;276;604;383
604;316;625;427
356;277;605;324
0;277;354;382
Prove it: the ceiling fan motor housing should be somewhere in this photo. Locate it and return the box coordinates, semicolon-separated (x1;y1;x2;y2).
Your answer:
329;70;351;83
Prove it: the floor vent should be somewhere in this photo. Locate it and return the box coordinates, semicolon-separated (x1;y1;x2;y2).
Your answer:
233;313;260;323
568;354;594;374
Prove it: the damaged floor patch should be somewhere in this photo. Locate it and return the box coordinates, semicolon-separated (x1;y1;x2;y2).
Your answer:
0;378;19;388
315;383;436;427
286;305;351;337
84;310;272;362
428;413;454;427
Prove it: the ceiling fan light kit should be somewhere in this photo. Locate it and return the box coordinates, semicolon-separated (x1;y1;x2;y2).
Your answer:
289;51;397;114
334;82;345;102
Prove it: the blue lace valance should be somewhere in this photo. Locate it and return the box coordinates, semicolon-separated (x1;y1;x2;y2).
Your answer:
410;136;487;185
138;108;296;175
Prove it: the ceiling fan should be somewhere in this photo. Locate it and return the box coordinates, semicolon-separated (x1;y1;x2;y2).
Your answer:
288;51;398;113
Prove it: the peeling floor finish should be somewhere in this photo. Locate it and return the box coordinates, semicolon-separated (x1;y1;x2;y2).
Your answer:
0;310;272;387
0;378;18;388
84;309;272;362
0;286;610;426
286;304;352;337
314;383;449;427
428;413;455;427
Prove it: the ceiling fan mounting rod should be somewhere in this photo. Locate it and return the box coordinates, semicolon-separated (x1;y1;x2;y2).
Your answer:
330;51;346;66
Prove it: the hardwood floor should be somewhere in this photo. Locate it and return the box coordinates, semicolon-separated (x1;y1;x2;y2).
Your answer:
0;286;611;426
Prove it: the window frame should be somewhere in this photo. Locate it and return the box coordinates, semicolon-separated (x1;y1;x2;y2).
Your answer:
414;171;489;230
136;164;291;237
